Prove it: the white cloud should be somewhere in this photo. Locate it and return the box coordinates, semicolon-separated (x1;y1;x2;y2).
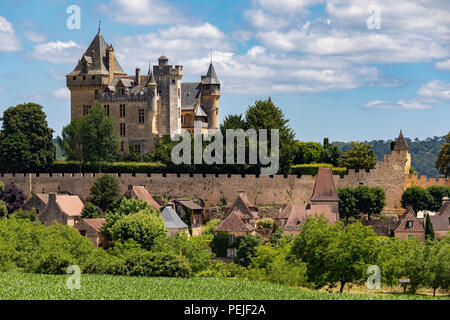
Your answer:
24;30;46;43
254;0;325;13
22;92;43;101
418;80;450;100
29;41;82;64
436;59;450;71
101;0;184;26
0;16;21;51
52;88;70;100
365;99;432;110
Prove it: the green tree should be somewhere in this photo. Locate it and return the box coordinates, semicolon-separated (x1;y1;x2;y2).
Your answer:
0;200;7;218
436;131;450;177
401;186;433;212
354;186;386;220
245;98;296;175
294;141;323;164
320;138;341;166
110;212;166;250
427;186;450;211
80;103;120;165
424;239;450;296
0;103;55;172
57;118;83;171
338;141;377;170
87;175;121;212
337;187;357;220
202;219;220;239
9;208;37;221
0;132;32;172
220;114;246;136
425;214;434;240
234;233;263;267
82;202;100;219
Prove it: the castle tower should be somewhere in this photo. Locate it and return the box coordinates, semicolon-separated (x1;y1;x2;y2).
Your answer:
393;130;411;175
66;29;126;120
310;167;340;219
153;56;183;137
146;72;158;135
201;63;221;130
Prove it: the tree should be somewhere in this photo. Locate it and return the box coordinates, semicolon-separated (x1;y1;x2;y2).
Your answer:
87;175;121;212
80;103;120;164
294;142;323;164
427;186;450;211
220;114;246;136
320;138;341;166
57;118;83;171
202;219;220;239
424;239;450;296
9;208;37;221
425;214;434;240
82;202;100;219
0;184;26;214
0;200;7;218
245;99;296;175
110;212;166;250
401;186;433;212
0;132;32;172
338;141;377;170
234;233;263;267
436;131;450;177
337;187;357;220
354;186;386;220
0;103;55;172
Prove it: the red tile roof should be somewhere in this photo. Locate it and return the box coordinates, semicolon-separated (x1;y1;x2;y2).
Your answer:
216;209;254;233
310;167;339;202
283;204;336;231
56;195;84;217
225;192;259;220
393;207;424;233
132;186;161;210
82;218;106;232
394;130;409;151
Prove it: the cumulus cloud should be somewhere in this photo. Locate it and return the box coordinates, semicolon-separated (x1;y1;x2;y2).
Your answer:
436;59;450;71
364;99;432;110
100;0;184;26
0;16;21;51
52;88;70;99
28;41;82;64
24;30;46;43
418;80;450;100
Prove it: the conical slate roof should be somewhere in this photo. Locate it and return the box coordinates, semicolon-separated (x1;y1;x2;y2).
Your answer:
202;63;220;85
310;167;339;202
394;130;409;151
161;206;188;229
67;31;126;77
147;71;157;86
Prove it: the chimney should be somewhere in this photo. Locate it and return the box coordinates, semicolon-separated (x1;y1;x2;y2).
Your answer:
128;185;133;191
135;68;141;86
49;193;57;205
107;45;115;83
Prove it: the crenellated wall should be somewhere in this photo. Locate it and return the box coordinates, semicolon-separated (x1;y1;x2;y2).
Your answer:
405;174;449;188
1;150;441;215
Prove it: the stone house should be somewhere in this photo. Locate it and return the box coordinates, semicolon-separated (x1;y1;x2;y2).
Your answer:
275;167;339;235
76;218;107;248
174;199;204;235
37;193;84;227
22;194;50;215
126;185;161;210
161;205;189;237
66;28;221;156
429;196;450;240
392;207;425;242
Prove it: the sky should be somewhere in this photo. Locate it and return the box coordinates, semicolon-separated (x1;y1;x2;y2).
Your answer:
0;0;449;142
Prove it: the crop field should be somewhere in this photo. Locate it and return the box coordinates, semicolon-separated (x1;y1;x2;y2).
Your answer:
0;273;448;300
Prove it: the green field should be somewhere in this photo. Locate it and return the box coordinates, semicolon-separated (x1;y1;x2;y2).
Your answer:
0;273;448;300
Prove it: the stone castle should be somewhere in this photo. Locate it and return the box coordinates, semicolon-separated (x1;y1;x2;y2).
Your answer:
66;28;221;155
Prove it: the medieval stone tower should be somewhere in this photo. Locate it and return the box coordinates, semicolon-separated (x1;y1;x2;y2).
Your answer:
66;29;221;155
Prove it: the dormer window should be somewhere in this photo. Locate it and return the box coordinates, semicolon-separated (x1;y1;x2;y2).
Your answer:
406;221;413;229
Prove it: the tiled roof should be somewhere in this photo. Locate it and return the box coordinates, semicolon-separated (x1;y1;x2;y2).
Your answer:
310;167;339;202
438;201;450;216
216;209;254;232
161;206;188;229
225;192;259;220
67;32;126;77
394;130;409;151
175;199;203;210
430;215;450;231
82;218;106;232
283;204;336;231
56;195;84;217
132;186;161;210
393;207;424;233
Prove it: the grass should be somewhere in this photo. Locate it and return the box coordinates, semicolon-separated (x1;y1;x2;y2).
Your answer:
0;272;448;300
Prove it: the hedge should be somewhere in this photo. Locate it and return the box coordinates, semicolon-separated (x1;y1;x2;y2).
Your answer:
291;164;348;176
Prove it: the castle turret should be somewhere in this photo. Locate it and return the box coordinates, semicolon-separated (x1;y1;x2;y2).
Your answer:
106;45;115;83
146;72;158;134
201;63;221;130
393;130;411;175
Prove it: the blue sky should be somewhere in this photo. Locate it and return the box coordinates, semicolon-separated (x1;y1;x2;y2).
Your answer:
0;0;449;142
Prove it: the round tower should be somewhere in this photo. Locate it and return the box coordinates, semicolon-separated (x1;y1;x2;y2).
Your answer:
201;63;221;130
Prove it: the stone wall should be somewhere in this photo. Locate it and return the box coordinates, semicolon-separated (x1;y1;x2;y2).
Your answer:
405;174;449;188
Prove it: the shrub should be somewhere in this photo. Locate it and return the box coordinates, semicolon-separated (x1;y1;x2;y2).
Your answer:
33;252;74;275
9;208;37;221
291;164;347;176
124;250;191;277
82;249;126;275
0;200;7;218
257;218;273;229
234;233;263;267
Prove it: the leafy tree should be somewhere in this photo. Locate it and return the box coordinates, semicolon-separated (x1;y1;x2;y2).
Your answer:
80;103;120;164
425;214;434;240
337;187;357;220
234;233;263;267
354;186;386;220
0;103;55;172
424;240;450;296
145;135;180;165
82;202;100;219
57;118;83;171
87;175;121;212
202;219;220;239
320;138;341;166
220;114;246;136
9;208;37;221
245;99;296;175
269;227;284;246
427;186;450;211
294;141;323;164
401;186;433;212
0;184;26;214
338;141;377;170
0;133;32;172
436;131;450;177
110;212;166;250
0;200;7;218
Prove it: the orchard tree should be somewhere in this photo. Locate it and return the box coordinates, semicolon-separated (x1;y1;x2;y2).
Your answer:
0;103;55;172
436;131;449;177
338;141;376;170
87;174;121;212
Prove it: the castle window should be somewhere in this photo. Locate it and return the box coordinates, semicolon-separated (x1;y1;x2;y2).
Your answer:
83;105;91;115
134;144;141;154
120;104;126;118
92;76;96;80
83;76;86;80
95;89;99;100
138;109;145;124
120;123;126;137
120;141;124;152
172;79;175;84
104;105;110;116
73;77;76;81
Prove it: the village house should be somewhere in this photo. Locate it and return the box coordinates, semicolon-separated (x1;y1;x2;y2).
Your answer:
37;193;84;227
75;218;107;248
22;193;52;214
126;185;161;210
275;167;339;236
161;205;189;236
392;206;425;242
429;196;450;240
174;199;204;236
